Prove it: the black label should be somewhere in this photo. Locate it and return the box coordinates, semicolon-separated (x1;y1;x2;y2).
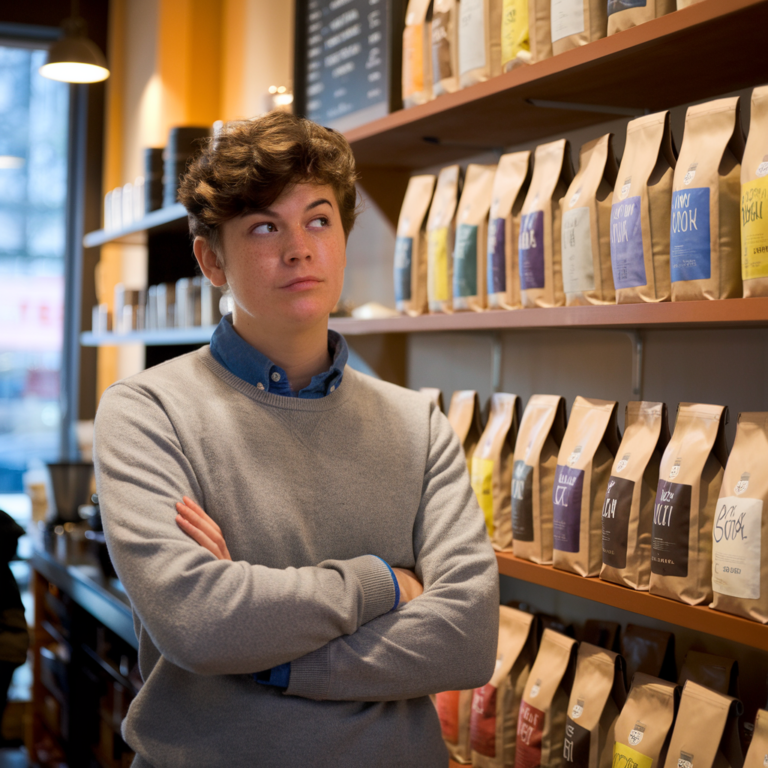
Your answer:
651;480;692;578
511;461;534;542
563;716;590;767
602;475;635;569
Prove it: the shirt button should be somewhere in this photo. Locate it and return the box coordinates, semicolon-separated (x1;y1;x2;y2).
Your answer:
256;382;265;390
270;372;281;382
329;385;335;392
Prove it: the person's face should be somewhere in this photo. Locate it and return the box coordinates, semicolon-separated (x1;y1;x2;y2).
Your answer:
194;182;347;332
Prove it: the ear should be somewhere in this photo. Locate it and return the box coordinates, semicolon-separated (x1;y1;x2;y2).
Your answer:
193;237;227;287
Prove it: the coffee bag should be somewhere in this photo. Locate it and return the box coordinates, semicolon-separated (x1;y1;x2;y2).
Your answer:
601;402;670;591
670;97;745;301
741;86;768;297
607;0;674;37
454;163;497;312
512;395;567;565
459;0;503;88
432;0;460;95
528;0;553;61
471;606;537;767
553;397;621;578
448;390;484;463
516;629;577;768
744;709;768;768
488;151;531;309
519;140;575;308
551;0;607;56
471;393;521;550
438;689;474;763
395;174;437;315
678;651;738;697
428;165;462;313
620;625;676;683
402;0;434;108
562;134;619;306
611;111;676;304
501;0;531;71
420;386;444;410
711;412;768;623
650;403;729;606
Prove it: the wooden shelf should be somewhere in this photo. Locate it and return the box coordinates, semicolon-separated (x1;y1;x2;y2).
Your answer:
83;203;187;248
81;327;216;347
496;552;768;651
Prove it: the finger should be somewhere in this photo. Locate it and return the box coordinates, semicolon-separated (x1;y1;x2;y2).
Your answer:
176;514;224;558
181;496;222;534
175;505;232;561
176;502;223;542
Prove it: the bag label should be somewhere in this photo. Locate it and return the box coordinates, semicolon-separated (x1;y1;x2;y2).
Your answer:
459;0;487;75
563;716;590;766
613;742;654;768
553;464;584;553
402;24;425;99
741;177;768;281
611;197;647;289
394;236;413;303
651;480;692;578
562;206;595;293
712;496;763;600
471;456;495;536
517;700;545;768
435;690;461;743
551;0;585;42
519;210;545;290
670;188;711;282
488;217;506;294
454;223;478;298
602;475;635;569
607;0;647;15
512;460;535;542
428;227;450;302
470;683;497;758
502;0;529;65
431;10;454;82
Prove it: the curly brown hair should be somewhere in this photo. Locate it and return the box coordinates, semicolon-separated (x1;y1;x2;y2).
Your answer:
178;112;360;253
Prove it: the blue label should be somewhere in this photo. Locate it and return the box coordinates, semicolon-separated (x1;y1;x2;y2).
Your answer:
670;187;711;282
610;196;647;289
518;211;545;290
453;223;478;298
607;0;646;15
394;236;413;303
487;217;506;294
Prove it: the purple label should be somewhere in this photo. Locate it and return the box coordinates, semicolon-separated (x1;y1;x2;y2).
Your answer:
610;196;647;289
519;210;545;290
487;217;506;294
553;464;584;553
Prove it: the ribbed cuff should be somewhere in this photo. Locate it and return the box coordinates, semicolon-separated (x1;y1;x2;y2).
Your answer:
349;554;397;625
285;645;330;700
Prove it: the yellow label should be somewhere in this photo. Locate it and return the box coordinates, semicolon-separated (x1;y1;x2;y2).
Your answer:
428;227;450;302
742;177;768;280
471;457;494;536
402;25;424;98
501;0;530;66
613;742;653;768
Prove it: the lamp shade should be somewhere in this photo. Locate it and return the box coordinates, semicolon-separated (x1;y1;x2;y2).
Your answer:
39;18;110;83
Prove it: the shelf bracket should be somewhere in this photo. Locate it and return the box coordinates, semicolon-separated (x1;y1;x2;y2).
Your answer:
526;99;647;117
626;331;645;399
491;333;503;393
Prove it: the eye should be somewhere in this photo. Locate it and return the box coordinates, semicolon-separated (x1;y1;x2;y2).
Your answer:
307;216;329;229
253;222;276;234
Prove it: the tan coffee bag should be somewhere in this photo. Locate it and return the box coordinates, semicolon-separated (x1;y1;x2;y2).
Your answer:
454;164;497;312
601;402;670;591
459;0;503;88
448;390;484;463
741;86;768;297
432;0;460;95
438;688;474;763
620;625;676;683
551;0;607;56
670;97;745;301
611;111;676;304
428;165;462;313
512;395;567;565
678;651;738;697
519;140;575;308
744;709;768;768
403;0;434;108
562;134;619;306
471;393;521;550
553;397;621;578
471;607;537;767
420;386;444;410
516;629;577;768
607;0;674;37
528;0;552;62
488;151;531;309
650;403;729;606
711;412;768;623
501;0;531;71
395;174;437;315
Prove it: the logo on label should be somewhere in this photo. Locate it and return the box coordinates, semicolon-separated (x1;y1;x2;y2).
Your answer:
669;458;682;480
568;446;583;467
532;193;540;207
762;754;768;768
735;472;750;495
629;722;645;746
490;197;499;218
524;443;532;460
757;156;768;178
569;188;582;207
679;751;694;768
571;699;584;719
616;453;630;473
607;479;616;493
620;177;632;200
683;163;698;186
462;207;471;222
529;679;542;699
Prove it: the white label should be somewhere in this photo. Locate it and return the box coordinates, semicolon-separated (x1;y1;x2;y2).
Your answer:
568;445;583;467
616;453;630;473
762;754;768;768
550;0;585;42
459;0;486;75
620;178;631;200
569;188;582;207
757;161;768;178
562;206;595;293
530;679;542;698
712;496;762;600
683;170;696;185
669;459;681;480
735;472;750;496
571;700;584;719
629;728;644;746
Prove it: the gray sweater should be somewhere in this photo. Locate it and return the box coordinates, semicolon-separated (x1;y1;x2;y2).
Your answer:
94;347;499;767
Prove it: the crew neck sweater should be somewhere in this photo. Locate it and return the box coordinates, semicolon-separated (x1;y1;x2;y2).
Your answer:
94;346;499;768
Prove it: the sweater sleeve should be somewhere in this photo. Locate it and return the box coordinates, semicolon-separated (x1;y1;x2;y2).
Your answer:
285;403;500;702
94;382;396;676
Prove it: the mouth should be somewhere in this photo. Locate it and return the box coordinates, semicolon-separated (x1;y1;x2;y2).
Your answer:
281;276;323;291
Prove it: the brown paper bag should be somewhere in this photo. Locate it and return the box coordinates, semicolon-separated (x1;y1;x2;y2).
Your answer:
438;688;474;763
528;0;553;61
553;397;621;578
488;151;531;310
395;174;437;315
459;0;503;88
471;606;537;768
607;0;675;37
670;97;745;301
502;0;532;71
563;643;627;768
551;0;607;56
454;164;497;312
562;134;619;306
650;403;729;605
744;709;768;768
620;625;676;683
448;390;484;464
512;395;567;565
402;0;434;108
516;629;577;768
741;86;768;298
519;140;575;308
711;412;768;623
601;402;670;591
420;386;444;410
678;651;738;698
428;165;462;313
611;111;676;304
432;0;460;95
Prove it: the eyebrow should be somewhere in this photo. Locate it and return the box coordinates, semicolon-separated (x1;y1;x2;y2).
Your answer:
245;198;333;219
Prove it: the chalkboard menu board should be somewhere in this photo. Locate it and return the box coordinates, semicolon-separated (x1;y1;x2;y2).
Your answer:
294;0;405;132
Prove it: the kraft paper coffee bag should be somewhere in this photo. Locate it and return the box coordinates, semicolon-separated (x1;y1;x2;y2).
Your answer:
611;111;676;304
601;402;670;591
607;0;674;37
420;386;444;410
650;403;729;606
562;134;619;306
516;629;577;768
563;643;627;768
488;151;531;309
528;0;552;61
741;86;768;298
678;651;738;697
402;0;434;108
454;163;497;312
711;412;768;623
428;165;462;313
448;389;484;463
670;97;745;301
551;0;607;56
471;393;521;550
512;395;567;565
438;689;474;763
519;140;574;308
459;0;503;88
501;0;531;71
744;709;768;768
553;397;621;578
432;0;460;95
620;625;676;683
395;174;437;316
471;606;536;768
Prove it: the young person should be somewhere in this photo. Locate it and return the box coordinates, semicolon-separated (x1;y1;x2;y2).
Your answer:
94;112;498;767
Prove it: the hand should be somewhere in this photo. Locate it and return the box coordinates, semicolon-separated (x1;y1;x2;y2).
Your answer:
175;496;232;561
392;568;423;605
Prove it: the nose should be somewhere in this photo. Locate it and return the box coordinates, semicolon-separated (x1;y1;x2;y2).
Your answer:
283;224;313;264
